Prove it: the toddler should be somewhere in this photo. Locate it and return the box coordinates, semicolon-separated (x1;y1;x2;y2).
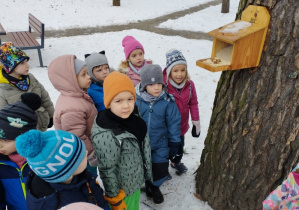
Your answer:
15;129;110;210
135;64;181;204
91;71;152;210
118;36;151;86
85;51;110;111
0;42;54;131
163;49;201;174
0;92;41;210
48;55;98;174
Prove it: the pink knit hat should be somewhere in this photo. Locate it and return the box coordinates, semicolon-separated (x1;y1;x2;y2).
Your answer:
122;36;144;59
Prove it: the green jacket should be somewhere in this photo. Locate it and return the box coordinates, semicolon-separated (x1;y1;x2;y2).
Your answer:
91;120;152;197
0;73;54;131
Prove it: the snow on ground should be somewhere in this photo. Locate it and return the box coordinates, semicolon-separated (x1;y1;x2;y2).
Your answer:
1;0;240;209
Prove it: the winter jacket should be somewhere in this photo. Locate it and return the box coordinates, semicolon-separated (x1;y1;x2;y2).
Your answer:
25;170;109;210
48;55;97;154
0;72;54;132
87;82;105;112
163;68;200;136
0;154;31;210
135;84;181;163
263;162;299;210
91;110;152;198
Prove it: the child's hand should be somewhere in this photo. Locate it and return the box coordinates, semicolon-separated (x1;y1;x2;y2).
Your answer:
191;120;201;138
169;142;181;159
104;189;127;210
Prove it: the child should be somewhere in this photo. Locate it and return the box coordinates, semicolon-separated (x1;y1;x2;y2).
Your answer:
15;129;110;210
91;71;152;210
135;64;181;204
0;42;54;131
0;92;41;210
48;55;98;174
163;49;201;174
118;36;152;86
85;51;110;111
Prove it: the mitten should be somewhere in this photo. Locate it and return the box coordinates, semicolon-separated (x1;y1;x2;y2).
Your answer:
48;117;53;128
104;189;127;210
191;120;201;138
87;150;98;167
169;142;181;160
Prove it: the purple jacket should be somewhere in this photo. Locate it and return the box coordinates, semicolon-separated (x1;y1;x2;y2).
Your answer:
163;68;200;136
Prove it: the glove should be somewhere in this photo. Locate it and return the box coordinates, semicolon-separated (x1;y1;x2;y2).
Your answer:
48;117;53;128
87;150;98;167
104;189;127;210
191;120;201;138
169;142;180;160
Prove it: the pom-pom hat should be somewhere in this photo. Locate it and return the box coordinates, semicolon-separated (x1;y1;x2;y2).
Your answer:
140;64;164;91
122;36;144;60
165;49;187;79
0;42;29;74
0;93;41;140
16;129;87;183
103;71;136;108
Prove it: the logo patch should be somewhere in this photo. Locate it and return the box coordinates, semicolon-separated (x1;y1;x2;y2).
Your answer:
0;129;6;138
7;117;28;128
151;77;156;82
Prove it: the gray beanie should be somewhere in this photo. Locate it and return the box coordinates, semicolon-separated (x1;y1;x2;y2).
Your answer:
140;64;164;91
85;51;109;82
165;49;187;79
74;59;86;75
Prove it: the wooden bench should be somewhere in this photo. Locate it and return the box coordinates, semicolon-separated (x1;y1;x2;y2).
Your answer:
7;14;45;67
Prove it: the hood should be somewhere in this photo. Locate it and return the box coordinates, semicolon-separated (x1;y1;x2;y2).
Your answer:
48;55;84;97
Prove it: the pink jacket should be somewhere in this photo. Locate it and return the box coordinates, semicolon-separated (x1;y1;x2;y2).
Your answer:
163;68;200;136
48;55;97;154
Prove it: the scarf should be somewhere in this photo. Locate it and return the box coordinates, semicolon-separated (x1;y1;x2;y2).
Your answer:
140;90;165;103
129;61;145;75
2;69;30;91
96;107;147;145
169;78;185;89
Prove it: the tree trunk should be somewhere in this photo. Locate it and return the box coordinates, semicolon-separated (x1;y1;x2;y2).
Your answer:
221;0;230;13
113;0;120;6
195;1;299;209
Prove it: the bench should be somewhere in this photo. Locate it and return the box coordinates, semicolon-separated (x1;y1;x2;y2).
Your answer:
7;13;45;67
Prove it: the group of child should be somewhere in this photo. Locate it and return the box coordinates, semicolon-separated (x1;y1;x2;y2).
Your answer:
0;35;201;210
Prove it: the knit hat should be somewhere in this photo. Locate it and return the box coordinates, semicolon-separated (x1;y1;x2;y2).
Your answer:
15;129;87;183
0;42;30;74
0;93;41;140
103;71;136;108
74;59;86;75
140;64;164;91
60;202;103;210
85;51;109;82
165;49;187;78
122;36;144;60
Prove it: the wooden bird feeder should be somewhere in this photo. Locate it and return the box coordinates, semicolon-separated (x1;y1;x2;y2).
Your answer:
196;5;270;72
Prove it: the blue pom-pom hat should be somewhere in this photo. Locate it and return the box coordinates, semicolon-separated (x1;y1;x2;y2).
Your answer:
15;129;86;183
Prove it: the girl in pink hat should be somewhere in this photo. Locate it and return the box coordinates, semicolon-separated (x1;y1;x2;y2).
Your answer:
118;36;152;86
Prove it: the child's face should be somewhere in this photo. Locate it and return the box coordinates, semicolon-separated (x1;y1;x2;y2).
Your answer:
9;59;30;78
92;64;110;82
128;49;144;68
73;150;87;176
146;84;163;97
108;91;135;119
170;64;187;85
0;139;16;155
77;66;91;90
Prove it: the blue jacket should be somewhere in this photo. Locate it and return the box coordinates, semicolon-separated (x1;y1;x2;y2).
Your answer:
135;85;181;163
0;155;31;210
26;170;110;210
87;82;105;112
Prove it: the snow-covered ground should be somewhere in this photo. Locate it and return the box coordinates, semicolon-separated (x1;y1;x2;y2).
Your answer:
0;0;239;209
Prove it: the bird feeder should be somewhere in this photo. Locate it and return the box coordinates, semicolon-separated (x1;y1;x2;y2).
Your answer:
196;5;270;72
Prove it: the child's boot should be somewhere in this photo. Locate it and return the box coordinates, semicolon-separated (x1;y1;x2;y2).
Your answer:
171;162;188;174
145;181;152;197
151;185;164;204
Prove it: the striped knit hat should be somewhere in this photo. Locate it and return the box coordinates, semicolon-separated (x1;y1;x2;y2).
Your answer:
165;49;187;78
15;129;86;183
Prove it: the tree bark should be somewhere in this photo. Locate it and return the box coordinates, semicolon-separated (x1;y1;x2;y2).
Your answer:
113;0;120;6
221;0;230;13
195;1;299;209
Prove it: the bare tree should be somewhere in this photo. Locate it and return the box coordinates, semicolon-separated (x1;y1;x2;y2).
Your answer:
195;0;299;209
113;0;120;6
221;0;230;13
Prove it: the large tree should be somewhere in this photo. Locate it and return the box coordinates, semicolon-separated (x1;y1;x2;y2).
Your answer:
195;0;299;209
